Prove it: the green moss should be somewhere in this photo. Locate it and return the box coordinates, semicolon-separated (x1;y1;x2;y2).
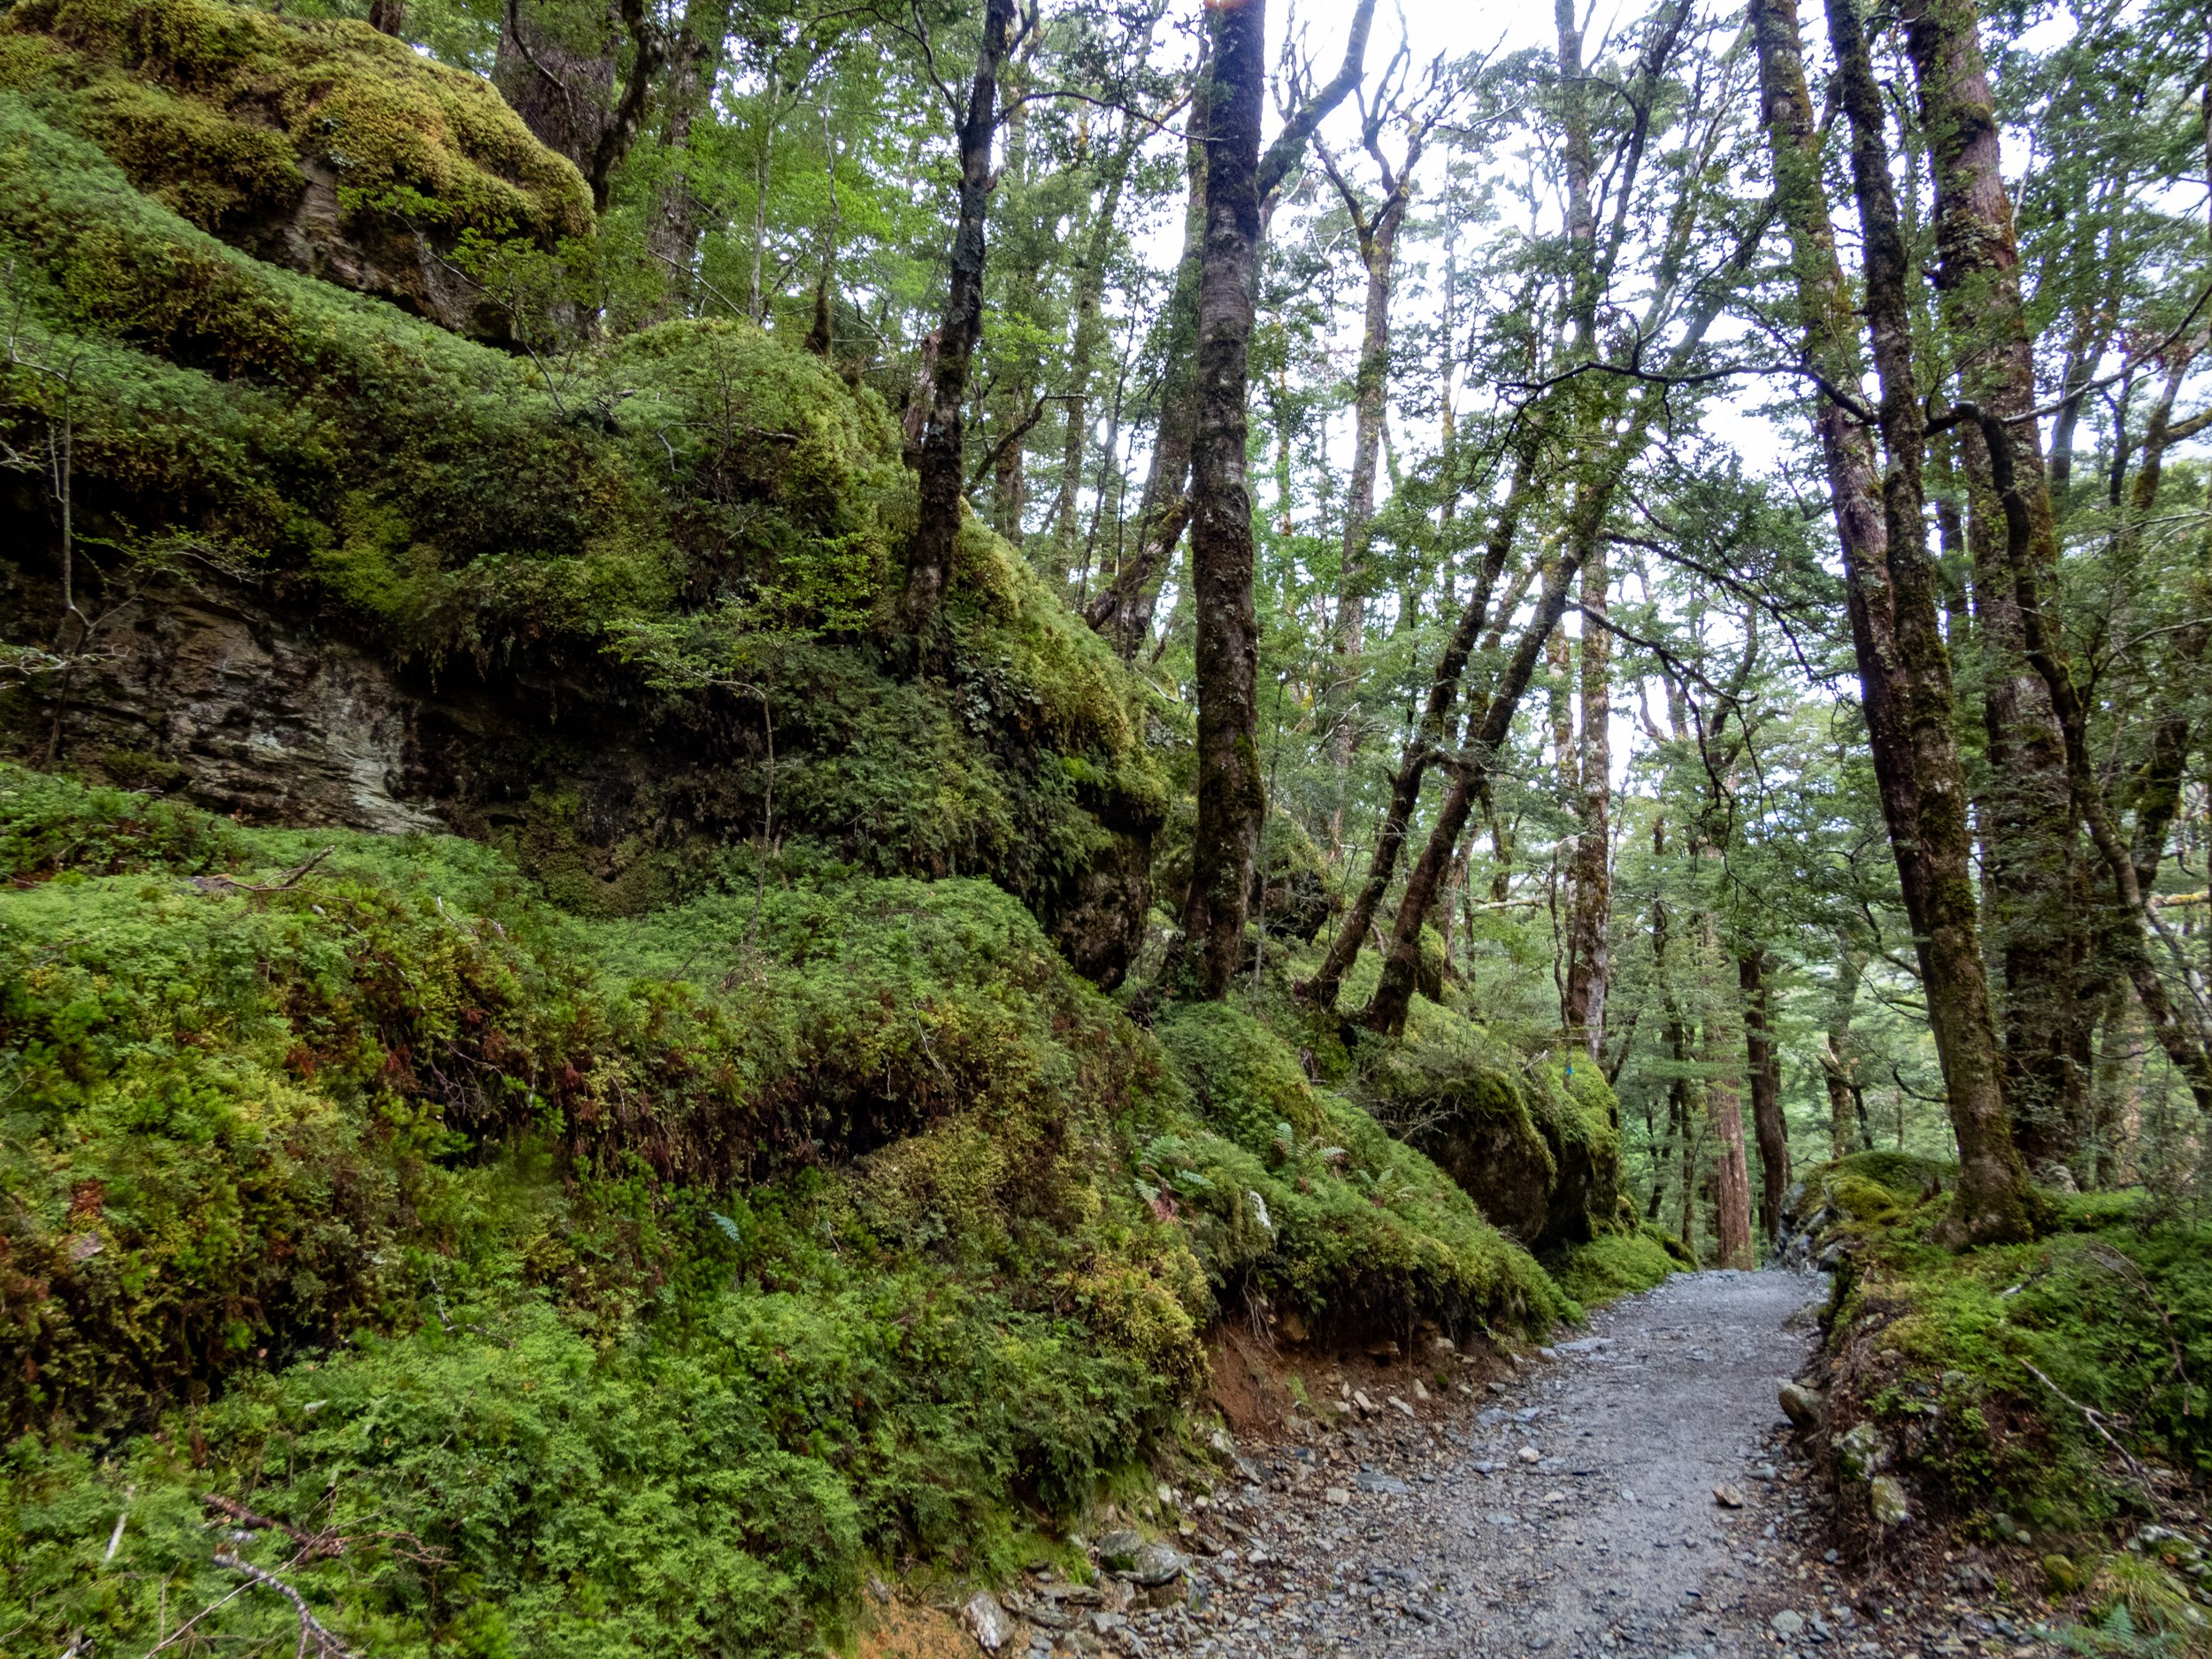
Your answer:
1808;1162;2211;1542
1553;1226;1680;1308
0;96;1162;933
0;765;1210;1653
0;0;590;242
1356;996;1622;1246
1156;1002;1326;1157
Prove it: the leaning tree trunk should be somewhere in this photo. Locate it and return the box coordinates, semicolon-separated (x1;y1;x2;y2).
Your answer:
1300;436;1539;1011
1750;0;2035;1243
1085;56;1207;658
1901;0;2085;1176
1359;190;1756;1038
899;0;1017;635
1740;948;1790;1244
1360;557;1583;1034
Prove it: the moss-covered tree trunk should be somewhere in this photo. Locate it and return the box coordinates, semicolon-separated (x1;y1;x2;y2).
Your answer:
1176;0;1373;996
642;0;727;319
1900;0;2087;1177
900;0;1017;634
1740;948;1790;1244
1704;935;1755;1270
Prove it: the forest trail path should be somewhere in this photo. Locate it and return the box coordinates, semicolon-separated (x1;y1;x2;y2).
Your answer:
1136;1269;1866;1659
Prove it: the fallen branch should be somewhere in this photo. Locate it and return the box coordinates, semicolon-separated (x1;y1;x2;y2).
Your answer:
212;1550;363;1659
188;846;334;897
2020;1361;2158;1494
204;1494;344;1562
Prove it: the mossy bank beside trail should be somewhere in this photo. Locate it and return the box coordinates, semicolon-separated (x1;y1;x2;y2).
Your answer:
1780;1156;2212;1648
0;4;1684;1650
0;769;1626;1655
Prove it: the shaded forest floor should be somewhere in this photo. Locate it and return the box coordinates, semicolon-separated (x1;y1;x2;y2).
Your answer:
976;1271;2075;1659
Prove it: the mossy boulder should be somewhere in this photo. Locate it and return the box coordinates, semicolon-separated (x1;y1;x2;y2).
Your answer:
0;0;592;334
1364;996;1624;1247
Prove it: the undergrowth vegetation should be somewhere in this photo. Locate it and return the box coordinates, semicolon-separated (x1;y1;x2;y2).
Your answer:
0;766;1586;1655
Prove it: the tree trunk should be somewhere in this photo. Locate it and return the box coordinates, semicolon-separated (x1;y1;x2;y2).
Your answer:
1356;186;1761;1037
1705;1005;1755;1270
1901;0;2085;1178
1751;0;2036;1243
643;0;726;319
748;65;779;319
1563;541;1611;1062
1821;932;1867;1158
1174;0;1373;996
368;0;405;35
1740;949;1790;1243
899;0;1017;635
1173;0;1270;998
582;0;668;214
495;0;618;177
1958;404;2212;1116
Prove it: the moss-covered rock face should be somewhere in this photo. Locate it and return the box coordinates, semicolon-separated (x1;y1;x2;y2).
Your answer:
1365;995;1624;1248
0;88;1163;979
0;0;592;334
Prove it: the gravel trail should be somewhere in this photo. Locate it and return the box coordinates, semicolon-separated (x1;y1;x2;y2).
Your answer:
1152;1269;1829;1659
990;1270;2070;1659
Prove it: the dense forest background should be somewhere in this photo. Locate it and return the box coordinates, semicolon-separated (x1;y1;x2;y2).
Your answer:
226;0;2212;1256
2;0;2210;1646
